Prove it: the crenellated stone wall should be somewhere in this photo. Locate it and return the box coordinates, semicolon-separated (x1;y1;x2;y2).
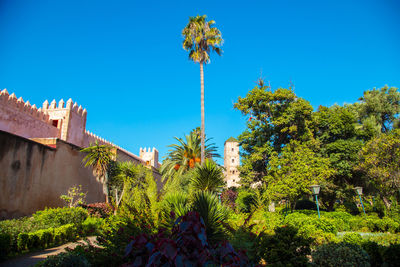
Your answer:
0;89;60;140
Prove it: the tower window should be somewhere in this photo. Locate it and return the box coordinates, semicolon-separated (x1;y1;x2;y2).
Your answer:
232;158;234;163
231;148;234;152
52;120;59;127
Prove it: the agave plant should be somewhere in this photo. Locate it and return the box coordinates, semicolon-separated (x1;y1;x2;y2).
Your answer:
192;191;229;244
191;159;226;193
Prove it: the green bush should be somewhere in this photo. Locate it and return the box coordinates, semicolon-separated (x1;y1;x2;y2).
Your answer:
257;226;312;266
312;243;370;267
33;207;89;227
284;212;337;234
342;232;363;246
295;199;317;210
35;252;90;267
0;233;12;260
80;217;103;236
297;224;337;247
382;244;400;267
235;190;255;213
362;241;384;267
17;233;29;251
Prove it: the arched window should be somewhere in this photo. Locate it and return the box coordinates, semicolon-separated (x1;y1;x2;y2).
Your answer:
232;158;234;163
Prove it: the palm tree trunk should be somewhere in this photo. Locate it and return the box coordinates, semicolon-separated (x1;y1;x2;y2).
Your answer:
200;62;205;164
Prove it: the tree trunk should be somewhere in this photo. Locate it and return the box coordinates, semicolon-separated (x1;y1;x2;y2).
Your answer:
200;62;205;164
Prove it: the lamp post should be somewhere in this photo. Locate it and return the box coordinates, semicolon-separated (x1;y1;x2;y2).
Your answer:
310;185;321;219
354;187;366;215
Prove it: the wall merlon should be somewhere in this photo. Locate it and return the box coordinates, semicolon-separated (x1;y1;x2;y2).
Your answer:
50;99;57;109
43;100;49;110
1;88;9;96
77;105;82;115
58;99;65;109
66;98;73;109
72;103;78;112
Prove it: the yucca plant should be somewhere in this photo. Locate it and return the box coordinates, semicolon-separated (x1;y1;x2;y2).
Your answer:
192;191;229;243
191;159;225;193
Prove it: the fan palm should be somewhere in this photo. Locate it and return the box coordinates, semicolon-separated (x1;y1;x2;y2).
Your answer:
160;130;220;181
192;191;228;243
159;192;190;231
182;15;223;164
191;159;225;193
81;141;114;203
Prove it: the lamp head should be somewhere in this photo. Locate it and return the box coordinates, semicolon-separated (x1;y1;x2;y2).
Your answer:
310;184;320;195
354;187;363;195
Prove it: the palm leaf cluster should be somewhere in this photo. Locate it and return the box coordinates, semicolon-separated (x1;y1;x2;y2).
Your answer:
182;15;223;64
81;141;114;183
161;131;220;180
159;191;228;243
191;159;225;193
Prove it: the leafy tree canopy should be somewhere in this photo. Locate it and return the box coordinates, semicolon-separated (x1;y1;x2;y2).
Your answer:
234;84;314;185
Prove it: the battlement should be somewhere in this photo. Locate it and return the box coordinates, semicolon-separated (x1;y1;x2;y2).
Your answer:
42;98;87;117
1;89;52;126
139;147;159;168
0;89;160;170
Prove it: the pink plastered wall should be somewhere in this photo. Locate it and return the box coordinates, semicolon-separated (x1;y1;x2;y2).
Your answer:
0;91;60;139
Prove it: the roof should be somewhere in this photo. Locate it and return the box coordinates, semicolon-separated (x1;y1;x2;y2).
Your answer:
225;136;238;143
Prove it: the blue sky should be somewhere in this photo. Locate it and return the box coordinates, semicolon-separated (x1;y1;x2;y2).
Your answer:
1;0;399;164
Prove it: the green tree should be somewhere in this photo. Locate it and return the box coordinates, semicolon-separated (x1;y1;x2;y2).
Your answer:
264;141;335;210
356;86;400;134
234;83;314;186
313;105;364;209
108;161;150;213
190;159;225;193
160;130;219;182
357;130;400;209
182;15;223;164
81;141;114;203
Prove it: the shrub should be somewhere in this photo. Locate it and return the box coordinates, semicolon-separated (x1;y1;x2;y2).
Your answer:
221;189;238;210
235;190;255;213
312;243;370;267
284;212;337;234
80;217;103;236
297;224;337;247
295;199;317;210
382;244;400;267
33;207;89;227
36;252;90;267
17;233;29;251
124;211;250;266
54;224;76;244
362;241;384;267
0;233;12;260
342;232;363;246
80;203;113;218
257;226;312;266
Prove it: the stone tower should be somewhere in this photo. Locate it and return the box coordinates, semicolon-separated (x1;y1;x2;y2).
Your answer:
224;137;240;188
139;147;159;168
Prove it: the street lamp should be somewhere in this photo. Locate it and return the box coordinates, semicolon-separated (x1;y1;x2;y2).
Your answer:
310;185;321;218
354;187;366;215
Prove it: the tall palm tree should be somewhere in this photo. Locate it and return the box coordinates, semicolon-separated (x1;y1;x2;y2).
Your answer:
182;15;223;164
81;141;114;203
160;130;220;181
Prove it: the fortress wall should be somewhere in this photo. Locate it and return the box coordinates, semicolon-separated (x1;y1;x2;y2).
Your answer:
0;90;60;139
0;130;105;219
